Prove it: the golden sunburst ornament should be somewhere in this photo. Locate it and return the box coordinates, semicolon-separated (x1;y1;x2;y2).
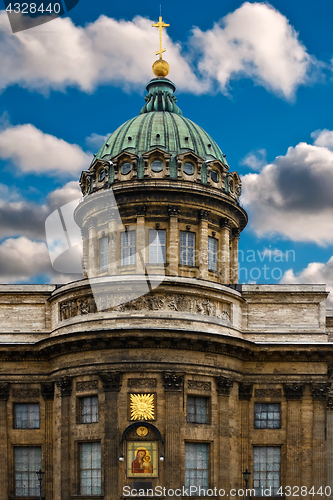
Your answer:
130;393;155;420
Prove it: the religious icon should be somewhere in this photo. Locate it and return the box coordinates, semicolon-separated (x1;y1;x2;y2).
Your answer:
127;441;158;478
136;426;149;437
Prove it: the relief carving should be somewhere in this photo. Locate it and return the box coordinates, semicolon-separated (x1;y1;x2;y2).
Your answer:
163;373;184;392
12;389;40;399
283;383;305;400
311;383;330;401
188;380;211;391
216;376;234;396
41;383;55;401
57;377;72;397
76;380;99;392
255;389;282;398
239;383;253;401
128;378;157;389
99;372;122;392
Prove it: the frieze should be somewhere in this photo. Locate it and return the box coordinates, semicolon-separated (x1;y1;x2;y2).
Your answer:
255;389;282;398
188;380;211;391
128;378;157;389
59;293;231;323
76;380;99;392
216;376;234;396
12;389;40;399
163;373;184;392
283;384;305;400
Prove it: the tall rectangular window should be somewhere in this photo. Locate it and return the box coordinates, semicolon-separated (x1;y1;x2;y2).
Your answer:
208;237;218;271
14;404;40;429
253;446;281;496
99;237;108;271
80;442;102;496
185;442;209;495
180;231;195;266
81;396;98;424
149;229;166;264
14;446;42;497
254;403;280;429
121;231;136;266
187;397;208;423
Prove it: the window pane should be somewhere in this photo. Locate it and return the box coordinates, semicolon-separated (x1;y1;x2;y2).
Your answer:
81;397;99;424
14;404;40;429
187;397;208;424
208;237;217;271
253;447;281;496
149;229;166;263
180;231;195;266
185;443;209;496
15;447;41;497
121;231;136;266
254;403;280;429
80;442;102;495
99;237;108;271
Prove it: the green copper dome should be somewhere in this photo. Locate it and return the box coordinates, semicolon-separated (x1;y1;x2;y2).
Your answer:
95;78;229;172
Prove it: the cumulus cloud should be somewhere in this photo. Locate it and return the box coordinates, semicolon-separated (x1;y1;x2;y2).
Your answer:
242;133;333;245
311;129;333;150
281;258;333;306
240;149;267;171
0;236;81;283
85;133;110;151
190;2;313;99
0;124;91;176
0;4;318;98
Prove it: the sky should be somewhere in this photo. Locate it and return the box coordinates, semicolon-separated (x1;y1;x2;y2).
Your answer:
1;0;333;304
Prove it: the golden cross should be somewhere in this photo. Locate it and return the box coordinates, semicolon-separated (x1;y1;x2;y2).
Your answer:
152;16;170;59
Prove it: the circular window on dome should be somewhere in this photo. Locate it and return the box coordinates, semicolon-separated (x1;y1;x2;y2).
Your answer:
121;162;132;175
98;169;106;182
183;162;194;175
210;170;219;183
151;160;164;172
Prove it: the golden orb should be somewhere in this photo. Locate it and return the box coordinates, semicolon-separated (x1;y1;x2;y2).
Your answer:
152;59;170;77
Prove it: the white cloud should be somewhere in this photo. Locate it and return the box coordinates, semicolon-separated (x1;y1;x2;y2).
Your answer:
281;258;333;306
85;133;110;150
242;134;333;245
0;124;91;176
190;1;313;99
240;149;267;171
0;4;318;98
311;129;333;150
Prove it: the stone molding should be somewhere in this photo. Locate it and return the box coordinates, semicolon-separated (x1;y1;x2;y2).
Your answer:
188;380;211;391
311;383;330;401
216;376;234;396
239;383;253;401
163;373;184;392
128;378;157;388
0;383;10;401
99;372;122;392
76;380;98;392
41;383;55;401
283;383;305;400
254;388;282;398
57;377;73;397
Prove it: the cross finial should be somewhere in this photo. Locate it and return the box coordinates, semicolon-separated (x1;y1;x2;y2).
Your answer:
152;16;170;59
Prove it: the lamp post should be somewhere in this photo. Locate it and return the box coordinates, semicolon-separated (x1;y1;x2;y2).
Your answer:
242;469;251;500
36;469;44;500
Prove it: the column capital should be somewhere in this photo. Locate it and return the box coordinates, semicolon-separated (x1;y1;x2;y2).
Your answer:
163;373;184;392
168;205;180;217
135;204;147;217
56;377;72;397
216;376;234;396
87;217;96;231
41;382;55;401
198;209;210;221
239;382;253;400
311;383;330;401
0;382;10;401
99;372;122;392
220;217;231;229
231;227;240;240
283;383;305;400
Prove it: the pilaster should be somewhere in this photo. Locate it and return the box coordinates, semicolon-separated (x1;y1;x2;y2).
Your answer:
56;378;72;500
216;377;234;490
0;383;9;500
198;210;209;280
312;384;329;489
42;382;55;500
168;206;180;276
284;384;305;487
219;218;230;284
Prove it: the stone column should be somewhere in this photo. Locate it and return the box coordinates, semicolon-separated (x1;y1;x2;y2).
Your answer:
327;391;333;500
81;229;89;279
219;218;230;284
56;377;72;500
239;383;253;485
168;207;180;276
41;383;55;500
0;383;9;500
88;218;97;277
216;377;234;491
135;205;147;275
198;210;209;280
312;384;329;490
230;228;240;284
284;384;305;487
99;373;122;499
108;208;118;275
163;373;184;489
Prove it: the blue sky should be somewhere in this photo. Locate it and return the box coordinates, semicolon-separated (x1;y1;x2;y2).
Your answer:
1;0;333;302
